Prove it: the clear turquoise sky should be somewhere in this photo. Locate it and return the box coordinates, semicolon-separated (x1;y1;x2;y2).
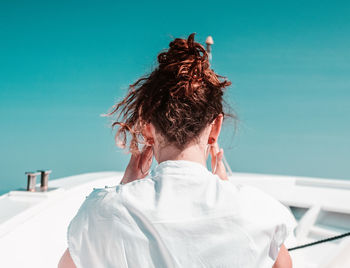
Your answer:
1;1;349;194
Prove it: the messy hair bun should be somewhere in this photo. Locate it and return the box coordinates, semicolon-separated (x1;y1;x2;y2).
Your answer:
105;33;236;153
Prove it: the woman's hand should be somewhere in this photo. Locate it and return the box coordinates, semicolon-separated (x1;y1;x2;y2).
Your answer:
120;145;153;185
209;142;228;181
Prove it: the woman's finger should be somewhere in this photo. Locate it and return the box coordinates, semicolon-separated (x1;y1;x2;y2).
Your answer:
210;146;228;181
216;149;228;180
217;149;223;162
121;145;153;185
138;145;153;177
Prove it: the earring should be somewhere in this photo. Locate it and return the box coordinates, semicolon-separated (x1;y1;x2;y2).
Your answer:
205;136;215;158
208;137;215;144
207;137;218;174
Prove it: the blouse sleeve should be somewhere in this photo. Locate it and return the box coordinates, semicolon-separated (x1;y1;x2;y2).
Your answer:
268;221;288;260
269;200;297;260
236;184;297;262
66;188;110;268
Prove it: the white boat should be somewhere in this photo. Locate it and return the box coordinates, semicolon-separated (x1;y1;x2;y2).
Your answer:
0;169;349;268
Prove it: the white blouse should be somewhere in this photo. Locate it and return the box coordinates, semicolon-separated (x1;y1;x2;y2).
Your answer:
67;160;296;268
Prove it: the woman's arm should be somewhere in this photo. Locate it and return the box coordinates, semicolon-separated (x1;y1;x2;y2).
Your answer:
58;248;76;268
272;244;292;268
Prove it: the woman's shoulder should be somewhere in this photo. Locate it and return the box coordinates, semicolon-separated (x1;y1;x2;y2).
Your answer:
69;185;127;225
81;186;119;209
230;181;295;224
81;179;156;213
83;179;153;202
225;181;297;260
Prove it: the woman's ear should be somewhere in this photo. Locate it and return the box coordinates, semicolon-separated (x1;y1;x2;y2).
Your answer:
208;114;223;143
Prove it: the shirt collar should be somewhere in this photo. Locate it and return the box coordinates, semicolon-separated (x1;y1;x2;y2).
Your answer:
150;159;213;178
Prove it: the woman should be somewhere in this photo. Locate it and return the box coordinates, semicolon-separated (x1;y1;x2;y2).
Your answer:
59;33;295;267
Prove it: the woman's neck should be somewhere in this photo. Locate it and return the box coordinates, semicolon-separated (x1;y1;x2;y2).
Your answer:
156;142;207;168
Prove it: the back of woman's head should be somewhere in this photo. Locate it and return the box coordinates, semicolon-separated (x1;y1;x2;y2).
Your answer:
106;33;235;153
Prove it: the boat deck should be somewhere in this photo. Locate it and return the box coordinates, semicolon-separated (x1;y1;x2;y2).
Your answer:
0;171;349;267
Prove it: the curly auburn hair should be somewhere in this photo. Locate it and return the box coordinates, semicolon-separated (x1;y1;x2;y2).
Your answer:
104;33;236;154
